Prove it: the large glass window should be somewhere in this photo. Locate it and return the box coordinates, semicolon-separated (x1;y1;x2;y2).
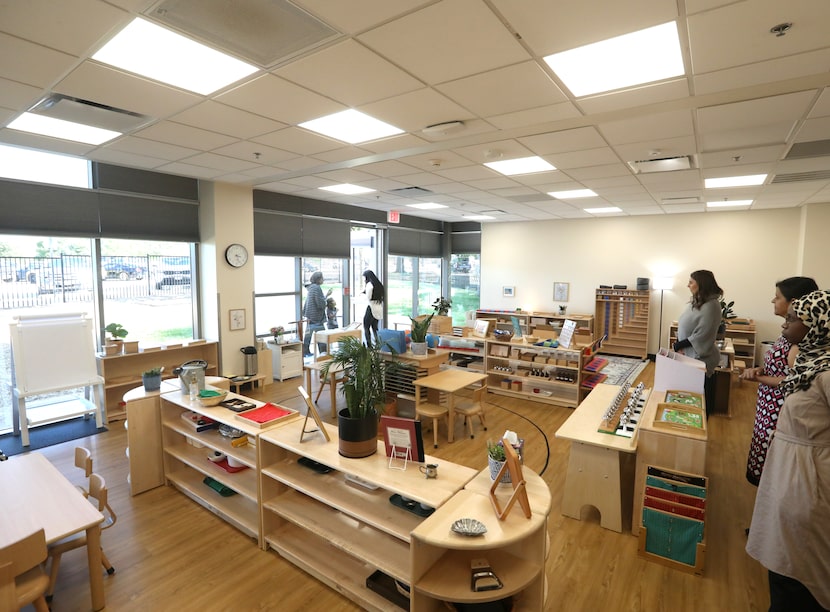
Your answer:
450;253;481;325
386;255;443;328
254;255;298;338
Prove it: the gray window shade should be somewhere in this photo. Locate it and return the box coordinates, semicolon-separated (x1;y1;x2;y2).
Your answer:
389;227;442;257
94;163;198;200
98;192;199;241
253;211;301;255
302;217;349;257
420;231;441;257
451;230;480;253
0;179;99;236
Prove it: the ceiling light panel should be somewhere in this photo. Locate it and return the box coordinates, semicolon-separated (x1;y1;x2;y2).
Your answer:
544;22;684;97
585;206;622;214
548;189;597;199
707;200;753;208
407;202;447;210
300;109;404;144
704;174;767;188
8;113;121;145
483;156;555;176
319;183;375;195
93;18;258;95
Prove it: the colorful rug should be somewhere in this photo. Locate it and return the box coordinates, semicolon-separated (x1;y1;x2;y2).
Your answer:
601;356;649;387
0;417;106;457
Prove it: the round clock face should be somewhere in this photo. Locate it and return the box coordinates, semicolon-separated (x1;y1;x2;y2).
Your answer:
225;243;248;268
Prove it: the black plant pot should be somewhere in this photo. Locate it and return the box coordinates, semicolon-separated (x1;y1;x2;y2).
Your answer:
337;408;378;458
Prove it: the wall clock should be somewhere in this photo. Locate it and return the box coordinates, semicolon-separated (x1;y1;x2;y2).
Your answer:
225;243;248;268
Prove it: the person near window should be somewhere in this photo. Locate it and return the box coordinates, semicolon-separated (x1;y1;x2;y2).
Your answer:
302;271;331;357
362;270;384;345
673;269;723;413
746;289;830;611
326;296;338;330
741;276;818;486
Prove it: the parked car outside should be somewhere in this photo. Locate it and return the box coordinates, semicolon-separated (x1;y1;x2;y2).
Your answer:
35;264;81;294
151;256;191;289
102;260;144;280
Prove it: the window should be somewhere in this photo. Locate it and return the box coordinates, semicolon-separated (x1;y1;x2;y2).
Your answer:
450;253;481;325
387;255;444;328
254;255;299;338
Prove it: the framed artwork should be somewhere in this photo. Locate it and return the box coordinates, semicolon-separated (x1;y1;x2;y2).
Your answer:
229;308;246;331
502;286;515;297
554;282;570;302
473;318;493;338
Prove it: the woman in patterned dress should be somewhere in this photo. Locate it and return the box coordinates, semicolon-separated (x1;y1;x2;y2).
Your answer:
741;277;817;485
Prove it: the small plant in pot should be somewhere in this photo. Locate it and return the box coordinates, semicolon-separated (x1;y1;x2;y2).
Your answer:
142;366;163;392
432;296;452;316
487;439;511;484
105;323;127;342
718;299;737;340
409;313;434;355
321;336;401;458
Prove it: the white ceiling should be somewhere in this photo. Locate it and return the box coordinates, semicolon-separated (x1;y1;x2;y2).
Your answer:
2;0;830;223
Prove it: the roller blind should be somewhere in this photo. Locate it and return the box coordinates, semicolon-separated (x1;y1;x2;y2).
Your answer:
389;227;442;257
0;179;100;236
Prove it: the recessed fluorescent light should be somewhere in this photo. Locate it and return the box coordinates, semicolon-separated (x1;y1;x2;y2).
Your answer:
300;109;403;144
93;18;258;95
704;174;767;188
548;189;597;199
707;200;753;208
584;206;622;214
407;203;447;210
484;156;555;176
464;215;494;220
319;183;376;195
543;22;684;97
8;113;121;145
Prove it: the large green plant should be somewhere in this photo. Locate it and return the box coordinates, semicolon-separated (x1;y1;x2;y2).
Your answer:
409;313;434;343
321;336;400;419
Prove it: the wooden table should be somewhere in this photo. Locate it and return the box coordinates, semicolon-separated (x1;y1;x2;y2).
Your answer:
0;453;105;610
555;383;640;532
303;360;345;418
312;327;363;359
413;369;487;444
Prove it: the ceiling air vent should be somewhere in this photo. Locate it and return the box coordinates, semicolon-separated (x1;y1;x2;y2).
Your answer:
627;155;693;174
147;0;339;68
388;187;434;197
771;170;830;183
28;94;152;133
785;139;830;159
661;197;701;205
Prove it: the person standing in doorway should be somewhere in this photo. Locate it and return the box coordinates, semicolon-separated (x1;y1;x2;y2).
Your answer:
673;269;724;413
362;270;384;346
303;271;331;357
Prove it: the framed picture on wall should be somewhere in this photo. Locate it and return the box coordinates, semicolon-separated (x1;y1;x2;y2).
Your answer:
503;286;515;297
229;308;246;331
554;282;570;302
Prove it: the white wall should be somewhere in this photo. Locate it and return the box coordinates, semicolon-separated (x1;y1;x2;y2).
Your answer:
482;208;807;355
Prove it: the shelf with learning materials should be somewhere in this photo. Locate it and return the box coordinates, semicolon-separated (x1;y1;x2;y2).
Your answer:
258;421;478;611
484;336;597;408
595;288;650;359
96;340;218;422
435;333;486;372
159;389;299;542
669;320;756;369
475;309;594;339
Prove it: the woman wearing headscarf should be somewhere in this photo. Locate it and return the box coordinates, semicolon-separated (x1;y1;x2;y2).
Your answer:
746;289;830;611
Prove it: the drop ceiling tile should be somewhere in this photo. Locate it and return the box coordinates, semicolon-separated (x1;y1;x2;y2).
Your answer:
0;32;76;87
0;127;94;156
663;204;705;214
275;156;330;171
578;79;690;115
0;78;43;111
157;161;226;179
452;139;535;165
599;110;694;144
136;121;238;150
55;61;201;119
435;165;498;182
313;146;374;163
171;101;286;139
87;148;166;170
360;88;473;133
315;168;378;183
257;180;306;193
582;175;642;189
698;91;816;133
358;0;528;84
808;88;830;118
183;152;260;173
487;101;582;130
701;123;796;151
437;62;566;117
637;168;701;189
613;136;697;163
211;141;298;165
360;159;420;178
251;126;342;156
295;0;431;35
360;133;428;154
519;127;606;156
217;74;343;125
626;206;666;215
275;39;423;106
699;145;785;167
104;135;199;160
547;147;620;169
795;116;830;143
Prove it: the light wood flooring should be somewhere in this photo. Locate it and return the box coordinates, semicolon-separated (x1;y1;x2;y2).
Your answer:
32;362;769;611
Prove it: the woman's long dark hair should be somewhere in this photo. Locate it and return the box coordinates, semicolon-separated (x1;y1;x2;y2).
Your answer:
690;269;723;309
776;276;818;301
363;270;384;302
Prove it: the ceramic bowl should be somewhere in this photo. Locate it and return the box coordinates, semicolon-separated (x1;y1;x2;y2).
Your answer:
523;335;539;344
198;389;228;406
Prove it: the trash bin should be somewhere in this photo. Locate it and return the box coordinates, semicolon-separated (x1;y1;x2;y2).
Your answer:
240;346;258;376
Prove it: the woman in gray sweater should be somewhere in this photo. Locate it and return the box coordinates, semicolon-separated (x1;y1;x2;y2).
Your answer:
674;269;723;414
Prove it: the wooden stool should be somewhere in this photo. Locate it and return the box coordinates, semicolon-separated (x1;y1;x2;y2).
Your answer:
454;385;488;439
415;401;448;449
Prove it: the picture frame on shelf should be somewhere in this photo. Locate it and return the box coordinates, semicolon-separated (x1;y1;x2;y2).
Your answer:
229;308;246;331
473;319;493;338
554;282;570;302
298;386;330;443
502;286;515;297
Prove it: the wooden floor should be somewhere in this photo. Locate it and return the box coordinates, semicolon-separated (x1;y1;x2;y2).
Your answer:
32;361;770;611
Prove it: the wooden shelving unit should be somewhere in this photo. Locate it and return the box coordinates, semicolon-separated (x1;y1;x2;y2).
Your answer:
435;334;486;372
475;309;594;339
669;320;756;369
595;289;650;359
96;341;219;422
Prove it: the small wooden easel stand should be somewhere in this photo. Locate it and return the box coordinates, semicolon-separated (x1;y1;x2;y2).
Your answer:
388;445;411;471
298;386;330;443
489;438;532;520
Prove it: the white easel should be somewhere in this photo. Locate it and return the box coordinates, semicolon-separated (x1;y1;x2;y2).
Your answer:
9;313;105;447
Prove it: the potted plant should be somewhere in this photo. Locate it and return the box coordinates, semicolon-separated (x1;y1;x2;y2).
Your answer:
432;296;452;316
718;299;737;340
142;366;163;391
487;439;510;483
430;297;453;334
321;336;400;458
409;313;434;355
270;325;285;344
105;322;128;342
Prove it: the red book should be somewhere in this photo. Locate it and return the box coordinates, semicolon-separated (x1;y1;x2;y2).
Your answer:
235;403;294;428
380;415;425;462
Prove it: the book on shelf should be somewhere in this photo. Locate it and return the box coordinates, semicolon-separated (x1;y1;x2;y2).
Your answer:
235;402;296;428
380;415;425;462
180;411;218;432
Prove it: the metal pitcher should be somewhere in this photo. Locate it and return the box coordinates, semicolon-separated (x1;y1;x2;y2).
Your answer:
173;359;207;393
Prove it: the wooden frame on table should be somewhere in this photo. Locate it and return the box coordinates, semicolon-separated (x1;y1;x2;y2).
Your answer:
554;282;570;302
489;437;531;520
502;286;515;297
298;386;330;443
229;308;246;331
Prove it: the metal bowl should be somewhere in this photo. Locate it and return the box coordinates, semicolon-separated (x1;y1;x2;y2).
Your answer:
451;517;487;537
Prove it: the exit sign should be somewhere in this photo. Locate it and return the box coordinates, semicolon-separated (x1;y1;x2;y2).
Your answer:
387;211;400;224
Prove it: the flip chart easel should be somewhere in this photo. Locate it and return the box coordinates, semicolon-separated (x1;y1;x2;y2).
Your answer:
9;313;104;447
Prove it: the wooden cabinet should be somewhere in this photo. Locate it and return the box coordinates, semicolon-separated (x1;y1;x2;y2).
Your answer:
595;288;650;359
258;423;477;611
159;390;298;542
669;321;755;369
97;341;218;422
410;470;551;611
484;338;591;408
266;340;302;381
475;309;594;339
